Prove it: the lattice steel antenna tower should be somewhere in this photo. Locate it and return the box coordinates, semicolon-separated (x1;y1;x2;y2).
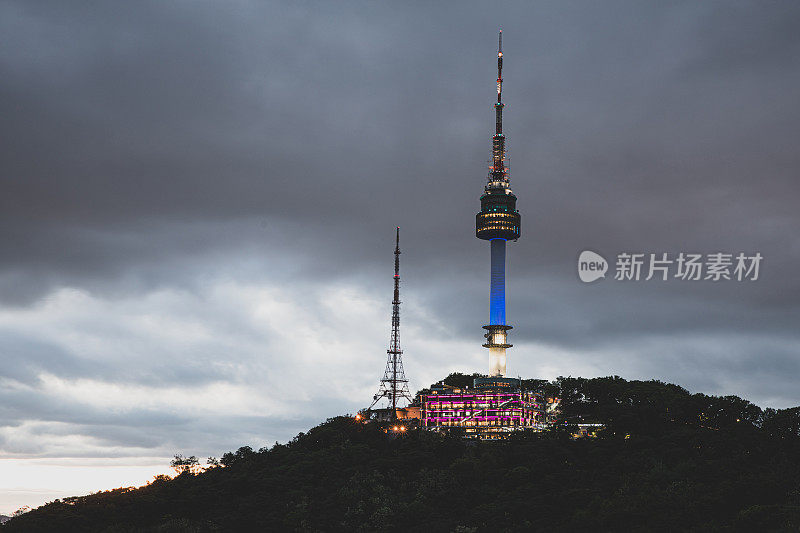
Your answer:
475;30;522;377
370;227;413;416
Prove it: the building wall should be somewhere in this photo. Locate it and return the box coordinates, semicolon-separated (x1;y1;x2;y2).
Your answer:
421;389;548;438
397;406;421;420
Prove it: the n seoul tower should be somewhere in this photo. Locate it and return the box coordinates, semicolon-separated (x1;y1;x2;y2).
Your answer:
475;30;521;377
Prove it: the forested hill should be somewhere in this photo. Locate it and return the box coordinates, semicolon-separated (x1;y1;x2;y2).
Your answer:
7;376;800;532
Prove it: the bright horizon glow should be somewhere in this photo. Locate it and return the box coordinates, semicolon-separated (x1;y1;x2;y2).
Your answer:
0;458;174;515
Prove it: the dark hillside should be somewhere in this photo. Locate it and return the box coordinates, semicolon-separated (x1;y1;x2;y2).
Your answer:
7;376;800;532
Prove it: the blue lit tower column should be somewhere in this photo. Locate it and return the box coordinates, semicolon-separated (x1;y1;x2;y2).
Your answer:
475;30;521;377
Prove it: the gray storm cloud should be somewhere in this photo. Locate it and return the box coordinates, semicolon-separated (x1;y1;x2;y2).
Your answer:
1;0;799;470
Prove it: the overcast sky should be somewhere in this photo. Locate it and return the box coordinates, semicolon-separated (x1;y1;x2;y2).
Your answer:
1;0;799;513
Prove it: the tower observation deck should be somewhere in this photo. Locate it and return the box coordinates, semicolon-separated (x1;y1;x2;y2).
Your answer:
476;30;521;377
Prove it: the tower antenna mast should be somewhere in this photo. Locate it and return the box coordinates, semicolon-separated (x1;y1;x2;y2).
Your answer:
370;227;413;416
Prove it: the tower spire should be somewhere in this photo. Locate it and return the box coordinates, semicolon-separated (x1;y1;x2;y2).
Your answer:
371;227;412;416
491;30;507;186
497;29;503;106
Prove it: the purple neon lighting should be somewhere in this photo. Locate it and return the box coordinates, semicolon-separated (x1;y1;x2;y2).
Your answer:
421;393;543;432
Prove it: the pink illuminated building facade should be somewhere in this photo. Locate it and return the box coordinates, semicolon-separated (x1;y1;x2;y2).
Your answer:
421;378;552;438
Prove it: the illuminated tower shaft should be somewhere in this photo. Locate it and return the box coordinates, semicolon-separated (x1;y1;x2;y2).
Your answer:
475;31;521;377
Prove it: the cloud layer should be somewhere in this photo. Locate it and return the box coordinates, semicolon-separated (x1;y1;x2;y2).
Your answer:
1;0;799;512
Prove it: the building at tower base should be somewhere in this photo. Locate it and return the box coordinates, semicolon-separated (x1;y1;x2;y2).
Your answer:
420;377;556;439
